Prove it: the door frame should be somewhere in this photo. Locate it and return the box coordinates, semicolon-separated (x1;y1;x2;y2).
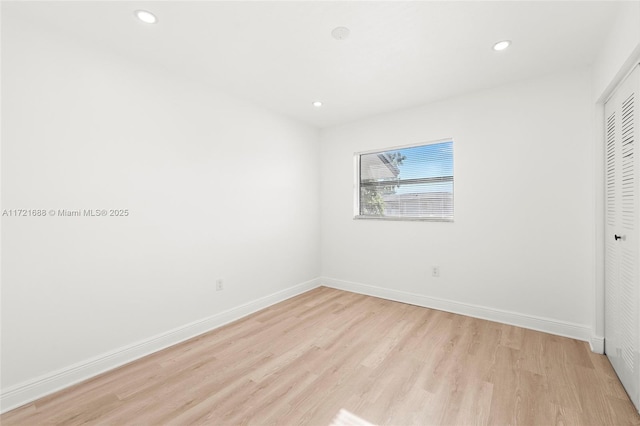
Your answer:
595;52;640;354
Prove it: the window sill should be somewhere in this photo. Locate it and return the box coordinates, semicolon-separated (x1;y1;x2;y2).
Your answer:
353;215;454;222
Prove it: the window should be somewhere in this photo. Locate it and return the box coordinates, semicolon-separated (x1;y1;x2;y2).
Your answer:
354;139;454;221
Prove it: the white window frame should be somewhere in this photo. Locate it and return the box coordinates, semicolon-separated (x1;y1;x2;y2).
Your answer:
353;138;454;222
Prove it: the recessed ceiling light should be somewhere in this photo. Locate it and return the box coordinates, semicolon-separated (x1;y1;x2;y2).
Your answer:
331;27;350;41
312;101;323;108
493;40;511;51
135;10;158;24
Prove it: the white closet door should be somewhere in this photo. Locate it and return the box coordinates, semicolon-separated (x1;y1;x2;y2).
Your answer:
605;64;640;410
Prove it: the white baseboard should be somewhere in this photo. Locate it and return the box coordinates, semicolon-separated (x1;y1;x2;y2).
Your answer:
590;336;605;354
0;278;321;414
321;277;597;347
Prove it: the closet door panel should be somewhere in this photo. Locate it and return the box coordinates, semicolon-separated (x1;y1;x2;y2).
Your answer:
605;65;640;410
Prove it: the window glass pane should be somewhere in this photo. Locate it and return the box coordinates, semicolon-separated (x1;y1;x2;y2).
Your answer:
357;140;453;220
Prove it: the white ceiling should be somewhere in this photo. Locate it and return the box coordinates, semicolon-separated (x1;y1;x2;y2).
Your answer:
4;1;622;128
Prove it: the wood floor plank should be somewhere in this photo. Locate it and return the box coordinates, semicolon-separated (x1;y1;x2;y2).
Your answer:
2;287;639;425
541;339;583;412
499;323;525;350
454;379;493;426
570;364;625;425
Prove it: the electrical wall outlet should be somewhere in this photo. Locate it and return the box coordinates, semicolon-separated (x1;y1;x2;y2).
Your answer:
432;266;440;277
216;279;224;291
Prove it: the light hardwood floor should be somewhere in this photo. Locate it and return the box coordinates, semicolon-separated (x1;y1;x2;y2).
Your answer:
3;287;640;425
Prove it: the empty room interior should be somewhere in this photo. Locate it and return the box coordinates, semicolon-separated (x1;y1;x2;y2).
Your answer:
3;0;640;424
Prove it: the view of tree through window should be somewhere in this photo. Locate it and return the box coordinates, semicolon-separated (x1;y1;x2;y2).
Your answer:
356;140;453;220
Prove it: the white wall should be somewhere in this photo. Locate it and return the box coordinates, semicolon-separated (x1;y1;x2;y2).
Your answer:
320;67;596;338
1;15;320;393
593;1;640;101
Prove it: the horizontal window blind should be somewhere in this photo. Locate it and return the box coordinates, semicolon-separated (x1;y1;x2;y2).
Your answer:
356;140;453;221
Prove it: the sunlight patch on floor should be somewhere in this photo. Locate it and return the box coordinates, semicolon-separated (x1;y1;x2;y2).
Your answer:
329;408;376;426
